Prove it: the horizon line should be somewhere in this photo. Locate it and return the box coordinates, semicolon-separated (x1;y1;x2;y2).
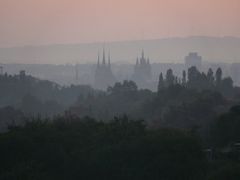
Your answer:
1;35;240;49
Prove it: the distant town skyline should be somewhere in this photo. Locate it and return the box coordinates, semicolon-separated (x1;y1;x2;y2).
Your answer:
0;0;240;48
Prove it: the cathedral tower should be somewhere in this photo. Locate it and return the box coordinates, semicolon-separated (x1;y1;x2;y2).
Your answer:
132;50;152;88
94;49;116;90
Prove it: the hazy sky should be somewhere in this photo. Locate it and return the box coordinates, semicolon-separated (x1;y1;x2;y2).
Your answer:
0;0;239;47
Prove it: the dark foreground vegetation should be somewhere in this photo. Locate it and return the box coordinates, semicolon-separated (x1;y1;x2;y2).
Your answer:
1;106;240;180
1;66;240;179
0;116;206;180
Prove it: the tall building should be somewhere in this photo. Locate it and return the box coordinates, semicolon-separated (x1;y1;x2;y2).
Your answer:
94;49;116;90
132;50;152;88
185;52;202;70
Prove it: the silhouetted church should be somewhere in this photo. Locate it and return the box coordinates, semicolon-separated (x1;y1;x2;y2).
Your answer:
94;49;116;90
132;50;152;88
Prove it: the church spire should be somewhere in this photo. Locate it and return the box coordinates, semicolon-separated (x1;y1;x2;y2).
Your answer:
141;49;144;59
108;51;111;68
136;57;139;65
97;52;100;67
102;48;106;65
75;63;79;83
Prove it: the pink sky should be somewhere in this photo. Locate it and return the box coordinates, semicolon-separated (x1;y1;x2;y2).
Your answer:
0;0;239;47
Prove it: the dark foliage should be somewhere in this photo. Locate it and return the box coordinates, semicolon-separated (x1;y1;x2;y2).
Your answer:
157;66;234;97
0;72;94;116
0;116;206;180
210;105;240;148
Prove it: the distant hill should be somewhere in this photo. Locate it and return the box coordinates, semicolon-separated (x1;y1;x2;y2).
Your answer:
0;36;240;64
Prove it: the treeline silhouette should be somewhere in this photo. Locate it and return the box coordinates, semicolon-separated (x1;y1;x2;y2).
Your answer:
0;67;240;179
0;116;206;180
0;67;239;135
158;67;234;97
1;107;240;179
71;67;240;138
0;72;94;116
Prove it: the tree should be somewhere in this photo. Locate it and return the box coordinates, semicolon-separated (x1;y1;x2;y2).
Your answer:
20;94;43;115
220;77;234;96
187;66;201;89
157;73;164;92
216;67;222;87
182;70;187;86
122;80;138;92
165;69;175;87
222;77;233;89
210;105;240;147
188;66;199;82
0;116;207;180
207;68;214;86
107;80;138;94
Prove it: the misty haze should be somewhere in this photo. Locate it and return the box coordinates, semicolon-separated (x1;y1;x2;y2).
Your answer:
0;0;240;179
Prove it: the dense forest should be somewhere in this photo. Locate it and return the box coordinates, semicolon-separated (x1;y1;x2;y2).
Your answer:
1;108;240;180
70;67;239;137
0;71;94;115
0;66;240;179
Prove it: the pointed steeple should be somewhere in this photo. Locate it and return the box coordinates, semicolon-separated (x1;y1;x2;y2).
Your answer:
75;63;79;82
158;72;164;92
102;48;106;65
97;52;100;67
141;49;144;59
108;52;111;68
